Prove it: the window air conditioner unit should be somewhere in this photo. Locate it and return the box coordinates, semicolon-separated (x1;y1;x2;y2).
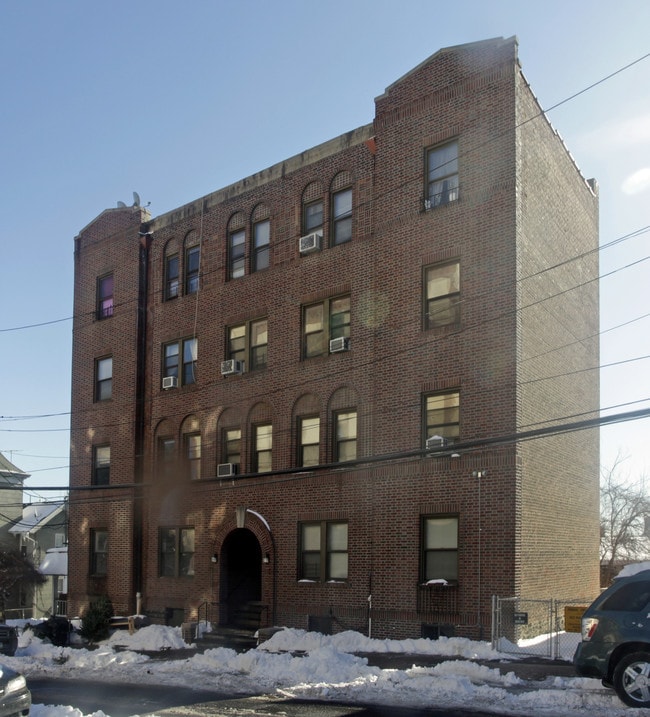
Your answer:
162;376;178;390
217;463;238;478
299;231;322;255
426;435;448;452
220;359;244;376
329;337;350;353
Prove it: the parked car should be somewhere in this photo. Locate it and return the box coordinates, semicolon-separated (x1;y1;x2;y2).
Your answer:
0;625;17;657
574;567;650;707
0;663;30;717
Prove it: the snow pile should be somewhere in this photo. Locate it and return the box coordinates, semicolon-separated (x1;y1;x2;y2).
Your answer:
0;623;635;717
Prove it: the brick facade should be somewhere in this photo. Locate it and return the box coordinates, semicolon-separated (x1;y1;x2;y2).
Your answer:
68;37;600;639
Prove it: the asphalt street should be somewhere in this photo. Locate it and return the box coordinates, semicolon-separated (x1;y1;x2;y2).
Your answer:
28;677;512;717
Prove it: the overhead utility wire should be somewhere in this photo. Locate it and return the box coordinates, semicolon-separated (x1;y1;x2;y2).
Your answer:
8;405;650;494
3;232;650;429
1;52;648;337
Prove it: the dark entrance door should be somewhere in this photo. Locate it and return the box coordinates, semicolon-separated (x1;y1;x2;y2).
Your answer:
219;528;262;627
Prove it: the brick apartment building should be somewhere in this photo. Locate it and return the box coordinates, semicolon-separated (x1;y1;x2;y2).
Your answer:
68;37;600;639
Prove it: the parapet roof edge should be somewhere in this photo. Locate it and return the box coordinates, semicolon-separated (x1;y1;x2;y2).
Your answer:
376;36;518;101
151;123;375;231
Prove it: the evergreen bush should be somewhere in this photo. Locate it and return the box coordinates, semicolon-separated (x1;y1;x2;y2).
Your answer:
80;595;114;642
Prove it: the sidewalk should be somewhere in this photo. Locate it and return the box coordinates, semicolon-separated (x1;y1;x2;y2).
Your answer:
357;652;576;681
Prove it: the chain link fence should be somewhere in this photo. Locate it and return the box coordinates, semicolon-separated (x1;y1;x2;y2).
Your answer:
491;596;593;660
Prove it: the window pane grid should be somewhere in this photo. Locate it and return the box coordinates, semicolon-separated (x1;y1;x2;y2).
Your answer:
427;141;459;206
300;521;348;582
229;230;246;279
185;246;200;294
165;255;179;299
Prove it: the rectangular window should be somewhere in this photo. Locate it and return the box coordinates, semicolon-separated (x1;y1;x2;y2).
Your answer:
425;391;460;444
227;319;268;371
332;189;352;245
183;338;198;385
90;529;108;576
93;445;110;486
425;262;460;328
300;521;348;581
163;338;197;387
228;229;246;279
224;428;241;467
299;416;320;467
185;245;200;294
303;296;350;358
254;423;272;473
185;433;201;480
422;516;458;584
96;274;114;319
427;140;459;207
165;254;179;300
253;220;270;272
335;410;357;462
303;200;323;235
159;527;195;577
95;357;113;401
159;437;175;480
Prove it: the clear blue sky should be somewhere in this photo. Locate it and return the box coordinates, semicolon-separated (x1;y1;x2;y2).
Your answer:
1;0;649;500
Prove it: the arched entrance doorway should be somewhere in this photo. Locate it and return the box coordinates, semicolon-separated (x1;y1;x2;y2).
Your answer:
219;528;262;627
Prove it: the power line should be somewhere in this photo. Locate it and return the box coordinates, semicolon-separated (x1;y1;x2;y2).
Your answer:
1;52;648;336
9;405;650;495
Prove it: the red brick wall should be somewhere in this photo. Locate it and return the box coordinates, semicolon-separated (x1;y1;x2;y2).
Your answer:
67;38;600;637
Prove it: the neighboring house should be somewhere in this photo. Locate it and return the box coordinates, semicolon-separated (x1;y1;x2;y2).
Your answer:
9;501;68;618
67;37;600;638
0;452;31;618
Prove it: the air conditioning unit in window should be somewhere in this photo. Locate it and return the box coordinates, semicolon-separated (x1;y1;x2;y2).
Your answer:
299;231;322;255
425;435;448;454
217;463;238;478
220;359;244;376
329;337;350;353
162;376;178;390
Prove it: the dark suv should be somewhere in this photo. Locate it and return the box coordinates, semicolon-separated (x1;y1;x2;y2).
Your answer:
0;623;18;656
574;568;650;707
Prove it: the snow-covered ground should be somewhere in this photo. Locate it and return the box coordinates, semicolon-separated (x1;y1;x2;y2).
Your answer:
0;622;639;717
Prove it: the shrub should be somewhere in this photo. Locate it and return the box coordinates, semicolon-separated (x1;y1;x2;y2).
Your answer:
80;595;114;642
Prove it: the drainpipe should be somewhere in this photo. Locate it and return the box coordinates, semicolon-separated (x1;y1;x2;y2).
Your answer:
132;226;152;612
